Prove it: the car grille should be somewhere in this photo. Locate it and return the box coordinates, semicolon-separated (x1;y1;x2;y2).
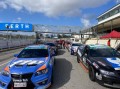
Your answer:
11;73;33;79
7;73;35;89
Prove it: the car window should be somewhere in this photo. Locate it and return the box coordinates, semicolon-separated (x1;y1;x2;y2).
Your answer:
89;48;120;57
18;49;48;58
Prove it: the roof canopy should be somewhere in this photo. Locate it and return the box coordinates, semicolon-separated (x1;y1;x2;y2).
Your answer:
100;30;120;39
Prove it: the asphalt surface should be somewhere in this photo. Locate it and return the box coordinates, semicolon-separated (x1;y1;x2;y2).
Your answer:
0;48;23;70
50;49;109;89
0;48;110;89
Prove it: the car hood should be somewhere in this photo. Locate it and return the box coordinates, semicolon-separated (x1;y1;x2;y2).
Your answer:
8;58;47;74
91;57;120;70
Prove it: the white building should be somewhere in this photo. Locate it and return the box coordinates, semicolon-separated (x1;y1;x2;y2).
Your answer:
94;4;120;34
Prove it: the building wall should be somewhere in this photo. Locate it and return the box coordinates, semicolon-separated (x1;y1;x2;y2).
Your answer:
98;13;120;24
98;4;120;24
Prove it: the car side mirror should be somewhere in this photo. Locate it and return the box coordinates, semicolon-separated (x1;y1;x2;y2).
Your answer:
14;54;18;57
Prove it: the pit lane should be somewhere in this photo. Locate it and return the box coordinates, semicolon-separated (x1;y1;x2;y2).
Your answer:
0;48;109;89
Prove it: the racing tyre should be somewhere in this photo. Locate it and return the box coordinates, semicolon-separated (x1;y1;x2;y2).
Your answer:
77;55;80;63
89;66;96;81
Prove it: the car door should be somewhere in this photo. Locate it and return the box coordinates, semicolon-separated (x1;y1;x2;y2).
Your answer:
81;46;89;68
77;45;85;58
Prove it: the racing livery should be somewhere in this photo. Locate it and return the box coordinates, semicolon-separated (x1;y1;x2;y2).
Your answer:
0;45;55;89
77;44;120;88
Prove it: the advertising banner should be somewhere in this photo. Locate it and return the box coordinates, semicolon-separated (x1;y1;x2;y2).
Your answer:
0;23;33;31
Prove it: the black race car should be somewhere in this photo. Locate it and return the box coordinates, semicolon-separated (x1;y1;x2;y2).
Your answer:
76;44;120;88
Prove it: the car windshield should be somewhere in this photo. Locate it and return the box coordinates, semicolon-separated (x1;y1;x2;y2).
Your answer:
72;44;81;46
45;43;55;46
89;48;120;57
18;49;48;58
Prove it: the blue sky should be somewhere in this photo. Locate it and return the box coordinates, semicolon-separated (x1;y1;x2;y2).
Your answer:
0;0;119;28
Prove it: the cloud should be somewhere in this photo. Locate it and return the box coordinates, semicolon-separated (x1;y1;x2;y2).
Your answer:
12;17;22;23
1;0;110;17
0;1;7;9
17;17;22;21
81;18;91;28
116;0;120;3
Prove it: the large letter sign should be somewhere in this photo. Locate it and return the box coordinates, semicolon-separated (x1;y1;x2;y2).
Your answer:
0;23;33;31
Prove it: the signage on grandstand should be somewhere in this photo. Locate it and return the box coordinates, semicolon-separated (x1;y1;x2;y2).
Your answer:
0;23;33;31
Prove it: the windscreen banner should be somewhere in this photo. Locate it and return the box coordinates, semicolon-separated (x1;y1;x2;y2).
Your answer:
0;23;33;31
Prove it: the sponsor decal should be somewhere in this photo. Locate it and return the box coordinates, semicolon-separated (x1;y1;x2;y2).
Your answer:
93;62;99;69
98;61;106;66
10;60;44;67
106;58;120;69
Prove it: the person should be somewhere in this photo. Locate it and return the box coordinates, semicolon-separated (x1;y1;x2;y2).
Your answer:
107;38;111;47
62;40;65;49
67;42;71;52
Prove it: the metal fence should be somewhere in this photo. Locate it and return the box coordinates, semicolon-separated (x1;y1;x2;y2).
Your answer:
0;31;36;50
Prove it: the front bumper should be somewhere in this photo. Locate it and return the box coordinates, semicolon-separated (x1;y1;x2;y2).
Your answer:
71;49;77;55
0;72;52;89
101;74;120;88
35;82;51;89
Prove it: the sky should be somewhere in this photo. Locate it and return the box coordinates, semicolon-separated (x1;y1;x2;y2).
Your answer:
0;0;120;29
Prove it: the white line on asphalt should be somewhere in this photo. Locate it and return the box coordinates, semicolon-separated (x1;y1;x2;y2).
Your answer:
0;61;10;66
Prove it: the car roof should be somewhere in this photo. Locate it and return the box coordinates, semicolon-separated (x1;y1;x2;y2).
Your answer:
25;45;48;49
88;44;110;49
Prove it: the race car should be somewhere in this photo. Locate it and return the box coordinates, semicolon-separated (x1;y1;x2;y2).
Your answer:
44;42;58;55
0;45;55;89
70;43;82;55
76;44;120;88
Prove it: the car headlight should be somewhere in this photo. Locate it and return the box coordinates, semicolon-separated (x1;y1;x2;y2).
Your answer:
100;69;115;76
35;68;48;76
1;66;10;77
1;71;9;77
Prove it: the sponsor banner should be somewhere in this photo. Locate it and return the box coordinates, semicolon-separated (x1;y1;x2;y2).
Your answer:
0;23;33;31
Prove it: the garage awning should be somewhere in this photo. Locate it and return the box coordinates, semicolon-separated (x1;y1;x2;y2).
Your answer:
100;30;120;39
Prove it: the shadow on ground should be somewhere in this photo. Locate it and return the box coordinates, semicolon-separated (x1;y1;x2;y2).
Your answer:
49;58;72;89
57;49;66;56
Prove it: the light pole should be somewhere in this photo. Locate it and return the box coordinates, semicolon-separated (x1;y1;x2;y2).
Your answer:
6;25;9;48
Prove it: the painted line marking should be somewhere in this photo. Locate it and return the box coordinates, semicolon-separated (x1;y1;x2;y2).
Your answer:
0;60;10;66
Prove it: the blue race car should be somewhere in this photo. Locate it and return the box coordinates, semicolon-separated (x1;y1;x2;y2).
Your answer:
0;45;55;89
